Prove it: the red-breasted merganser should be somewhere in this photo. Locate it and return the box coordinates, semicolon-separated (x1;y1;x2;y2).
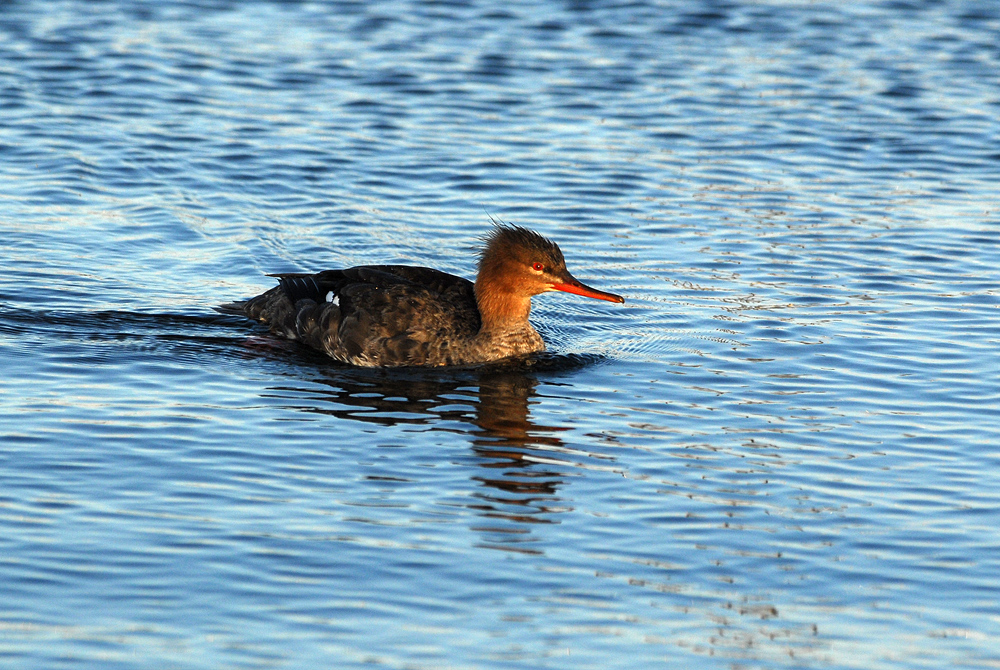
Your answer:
222;225;624;367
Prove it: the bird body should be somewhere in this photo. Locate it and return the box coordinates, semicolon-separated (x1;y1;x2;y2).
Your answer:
223;225;623;367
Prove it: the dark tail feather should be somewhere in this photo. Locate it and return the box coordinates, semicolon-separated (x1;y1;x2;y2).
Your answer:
216;277;314;333
215;301;248;316
277;274;323;303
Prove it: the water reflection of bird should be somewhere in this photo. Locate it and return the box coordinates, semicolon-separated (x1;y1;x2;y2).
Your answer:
221;225;624;367
270;365;597;550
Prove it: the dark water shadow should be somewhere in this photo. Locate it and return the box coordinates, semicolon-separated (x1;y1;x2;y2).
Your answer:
247;336;618;554
0;305;250;358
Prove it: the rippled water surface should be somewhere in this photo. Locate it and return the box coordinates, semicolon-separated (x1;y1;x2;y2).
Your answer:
3;1;1000;668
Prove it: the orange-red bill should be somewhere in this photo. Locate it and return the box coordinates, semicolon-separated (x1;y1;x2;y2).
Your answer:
550;279;625;304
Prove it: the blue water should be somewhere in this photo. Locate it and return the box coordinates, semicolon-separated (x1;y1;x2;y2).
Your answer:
2;1;1000;668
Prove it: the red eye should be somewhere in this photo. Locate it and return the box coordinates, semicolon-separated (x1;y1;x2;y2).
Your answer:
532;262;544;272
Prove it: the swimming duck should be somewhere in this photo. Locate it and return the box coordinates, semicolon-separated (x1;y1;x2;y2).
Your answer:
222;225;624;367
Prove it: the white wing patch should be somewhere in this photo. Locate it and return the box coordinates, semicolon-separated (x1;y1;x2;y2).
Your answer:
325;291;339;306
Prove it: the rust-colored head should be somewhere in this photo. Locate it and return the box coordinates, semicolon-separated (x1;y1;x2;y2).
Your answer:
475;225;624;319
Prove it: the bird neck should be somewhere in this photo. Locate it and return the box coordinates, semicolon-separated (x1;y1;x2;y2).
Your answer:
474;275;533;334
